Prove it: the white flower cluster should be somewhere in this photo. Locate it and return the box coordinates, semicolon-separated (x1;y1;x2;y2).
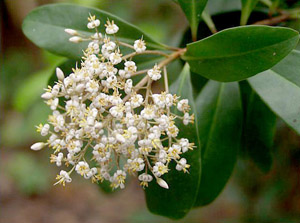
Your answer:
31;15;195;190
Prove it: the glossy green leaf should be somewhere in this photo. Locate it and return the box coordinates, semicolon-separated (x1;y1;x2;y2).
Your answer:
240;0;259;25
248;50;300;135
177;0;208;39
240;81;276;173
182;26;299;82
22;3;166;59
194;80;242;206
145;64;201;219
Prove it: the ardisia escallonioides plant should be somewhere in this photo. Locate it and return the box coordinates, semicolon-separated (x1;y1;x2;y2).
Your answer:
23;0;300;219
31;15;195;190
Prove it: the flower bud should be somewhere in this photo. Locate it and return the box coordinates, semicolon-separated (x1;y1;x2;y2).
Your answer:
41;92;53;100
69;36;82;43
156;178;169;189
31;142;46;151
56;67;65;81
64;28;78;36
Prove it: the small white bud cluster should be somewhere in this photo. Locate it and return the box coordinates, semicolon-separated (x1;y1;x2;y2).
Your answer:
31;15;195;189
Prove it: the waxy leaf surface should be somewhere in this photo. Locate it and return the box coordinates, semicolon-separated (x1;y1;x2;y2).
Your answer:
183;26;299;82
248;50;300;135
194;80;242;206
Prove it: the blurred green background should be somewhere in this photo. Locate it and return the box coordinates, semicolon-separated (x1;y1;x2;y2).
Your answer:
1;0;300;222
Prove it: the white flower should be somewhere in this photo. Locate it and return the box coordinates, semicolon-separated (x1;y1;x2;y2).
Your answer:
156;115;169;130
87;15;100;29
141;105;155;120
109;93;122;105
88;41;100;54
105;20;119;34
55;170;72;186
138;173;153;187
152;93;173;108
93;93;108;109
147;64;161;81
157;149;168;163
134;39;146;53
51;152;64;166
67;140;82;154
168;144;181;159
153;162;168;177
40;124;50;136
125;79;133;94
177;99;190;112
183;113;194;125
86;80;99;93
65;98;80;116
109;51;122;65
124;61;137;74
127;158;145;172
179;138;190;153
109;105;124;119
47;98;59;111
138;139;152;155
176;158;190;173
102;40;116;51
111;170;126;189
130;94;144;108
167;123;179;137
75;161;91;179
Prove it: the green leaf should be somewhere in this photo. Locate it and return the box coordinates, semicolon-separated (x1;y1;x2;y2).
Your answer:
177;0;208;40
182;25;299;82
22;3;166;59
194;80;242;206
240;81;276;173
13;68;53;112
240;0;259;25
207;0;241;15
144;64;201;219
248;50;300;135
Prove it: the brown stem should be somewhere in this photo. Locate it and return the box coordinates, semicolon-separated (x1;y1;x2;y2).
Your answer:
158;48;186;69
253;14;290;26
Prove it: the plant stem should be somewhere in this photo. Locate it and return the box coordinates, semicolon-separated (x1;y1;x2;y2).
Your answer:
122;50;169;60
253;13;290;25
158;48;186;69
118;41;135;49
